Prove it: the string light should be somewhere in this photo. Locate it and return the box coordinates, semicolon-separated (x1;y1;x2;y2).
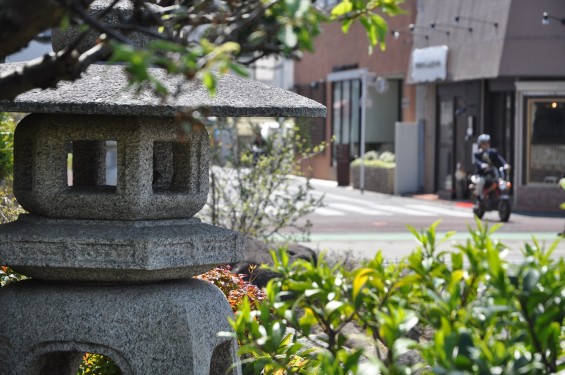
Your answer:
430;22;472;33
542;12;565;25
454;15;498;28
391;25;429;41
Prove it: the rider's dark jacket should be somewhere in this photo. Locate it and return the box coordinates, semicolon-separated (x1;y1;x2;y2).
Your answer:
473;148;508;175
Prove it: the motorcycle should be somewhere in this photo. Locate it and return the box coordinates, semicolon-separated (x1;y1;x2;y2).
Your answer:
469;166;512;222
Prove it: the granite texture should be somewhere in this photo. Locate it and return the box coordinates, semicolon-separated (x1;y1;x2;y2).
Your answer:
0;278;241;375
14;113;209;220
52;1;156;54
230;238;317;288
0;63;327;118
0;214;245;282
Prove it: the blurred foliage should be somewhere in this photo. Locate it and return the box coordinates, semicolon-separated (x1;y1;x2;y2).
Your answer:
351;150;396;169
105;0;406;97
229;219;565;374
196;265;265;313
0;186;26;287
0;113;16;181
202;121;326;242
76;354;122;375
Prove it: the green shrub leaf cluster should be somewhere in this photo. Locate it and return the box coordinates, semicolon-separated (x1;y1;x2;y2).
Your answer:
203;121;325;242
0;113;16;182
230;219;565;374
351;150;395;169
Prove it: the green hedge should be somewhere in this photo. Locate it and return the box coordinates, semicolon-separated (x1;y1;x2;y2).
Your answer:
231;220;565;374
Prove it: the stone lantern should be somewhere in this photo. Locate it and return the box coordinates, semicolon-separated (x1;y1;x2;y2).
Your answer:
0;43;324;375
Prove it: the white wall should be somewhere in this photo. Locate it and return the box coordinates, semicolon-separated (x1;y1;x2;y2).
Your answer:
365;79;400;148
395;121;423;194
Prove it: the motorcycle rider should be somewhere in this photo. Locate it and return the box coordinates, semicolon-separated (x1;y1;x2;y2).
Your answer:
473;134;511;201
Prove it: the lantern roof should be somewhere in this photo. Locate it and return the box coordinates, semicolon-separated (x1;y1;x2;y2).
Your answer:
0;63;326;118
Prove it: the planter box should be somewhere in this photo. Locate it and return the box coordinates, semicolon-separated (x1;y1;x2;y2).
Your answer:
351;165;395;194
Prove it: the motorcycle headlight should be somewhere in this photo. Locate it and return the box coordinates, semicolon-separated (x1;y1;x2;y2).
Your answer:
499;182;507;190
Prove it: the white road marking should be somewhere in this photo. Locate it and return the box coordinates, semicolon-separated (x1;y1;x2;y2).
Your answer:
315;207;347;216
372;204;438;216
404;204;473;217
330;203;393;216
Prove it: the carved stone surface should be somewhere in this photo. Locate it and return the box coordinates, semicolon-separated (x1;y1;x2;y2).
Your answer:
0;214;245;282
0;63;327;118
14;113;209;220
51;0;157;54
0;279;241;375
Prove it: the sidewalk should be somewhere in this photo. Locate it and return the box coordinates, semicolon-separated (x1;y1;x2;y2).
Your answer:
300;232;565;263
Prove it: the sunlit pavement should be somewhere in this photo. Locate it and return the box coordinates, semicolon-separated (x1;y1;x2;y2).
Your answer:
285;176;565;262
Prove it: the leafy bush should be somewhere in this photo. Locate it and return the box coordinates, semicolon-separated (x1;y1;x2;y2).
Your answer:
378;151;395;164
0;113;15;181
230;220;565;374
350;151;395;169
196;265;265;312
203;122;325;242
362;150;380;161
77;354;122;375
0;188;26;287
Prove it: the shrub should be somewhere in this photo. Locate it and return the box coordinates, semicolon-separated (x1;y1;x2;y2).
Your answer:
350;150;395;169
203;122;325;242
378;151;395;164
0;113;15;182
0;188;26;287
196;265;265;312
76;354;122;375
362;150;380;161
229;219;565;374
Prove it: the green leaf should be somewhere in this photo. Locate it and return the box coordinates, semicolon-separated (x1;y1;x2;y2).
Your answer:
523;269;540;293
359;16;377;46
324;300;344;315
279;24;298;48
298;307;317;335
228;62;249;77
398;311;418;334
331;1;353;17
201;71;217;96
352;268;372;300
341;19;354;34
392;338;417;359
451;252;463;270
298;28;314;51
285;0;310;18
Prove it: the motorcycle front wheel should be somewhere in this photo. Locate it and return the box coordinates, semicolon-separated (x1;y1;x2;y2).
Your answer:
498;200;511;222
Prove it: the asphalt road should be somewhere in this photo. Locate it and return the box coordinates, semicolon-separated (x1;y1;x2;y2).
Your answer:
284;178;565;262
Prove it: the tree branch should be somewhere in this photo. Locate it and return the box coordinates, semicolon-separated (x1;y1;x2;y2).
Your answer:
0;0;79;58
0;43;111;101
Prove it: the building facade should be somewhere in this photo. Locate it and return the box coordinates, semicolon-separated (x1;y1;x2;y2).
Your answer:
293;0;418;181
410;0;565;210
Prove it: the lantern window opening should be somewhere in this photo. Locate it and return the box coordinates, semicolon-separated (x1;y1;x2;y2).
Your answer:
67;140;118;192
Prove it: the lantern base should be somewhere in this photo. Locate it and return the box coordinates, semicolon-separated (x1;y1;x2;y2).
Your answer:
0;278;240;375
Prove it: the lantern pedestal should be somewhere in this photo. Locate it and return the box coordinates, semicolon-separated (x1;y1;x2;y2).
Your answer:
0;279;239;375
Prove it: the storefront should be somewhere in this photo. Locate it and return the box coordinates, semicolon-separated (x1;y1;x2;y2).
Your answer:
410;0;565;210
514;82;565;210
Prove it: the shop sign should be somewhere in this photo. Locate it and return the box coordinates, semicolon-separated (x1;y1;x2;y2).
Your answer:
411;45;448;83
